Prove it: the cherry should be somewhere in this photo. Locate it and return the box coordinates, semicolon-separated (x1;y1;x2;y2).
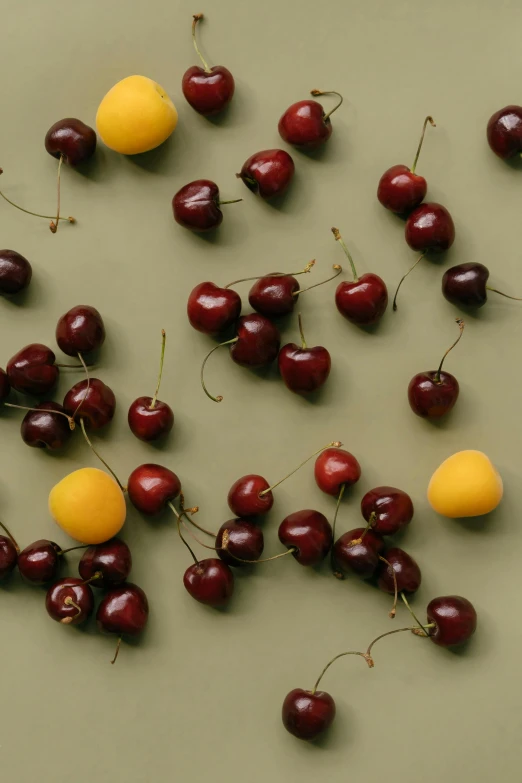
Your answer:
18;539;62;585
278;313;331;394
182;14;235;116
97;583;149;663
426;595;477;647
46;577;94;625
282;689;336;741
442;262;522;308
279;510;332;566
408;318;464;419
487;105;522;159
0;249;32;294
332;228;388;326
20;401;73;450
314;447;361;496
248;262;341;319
79;538;132;587
0;522;19;580
127;463;181;515
187;281;241;336
128;330;173;442
405;202;455;253
216;519;264;567
201;314;281;402
56;305;105;357
45;118;97;166
377;116;436;214
183;558;234;607
237;149;295;200
278;89;343;149
7;344;59;395
173;179;241;232
0;368;10;402
377;547;421;594
63;377;116;430
333;527;384;579
361;486;413;536
0;167;75;232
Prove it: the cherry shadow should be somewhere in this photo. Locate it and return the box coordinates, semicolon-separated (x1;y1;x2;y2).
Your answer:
124;134;177;173
303;701;358;751
503;155;522;171
73;146;110;182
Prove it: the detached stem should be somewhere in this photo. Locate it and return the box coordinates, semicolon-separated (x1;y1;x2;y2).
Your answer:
310;90;343;121
79;418;125;492
486;285;522;301
150;329;166;409
168;502;199;565
331;227;358;281
191;13;211;73
224;261;315;289
392;253;426;311
411;116;436;174
294;264;342;295
49;154;63;233
259;441;342;496
0;520;19;552
435;318;464;383
200;337;238;402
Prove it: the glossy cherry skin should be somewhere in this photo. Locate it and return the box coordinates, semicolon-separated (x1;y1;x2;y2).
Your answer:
427;595;477;647
278;100;332;149
128;396;174;442
18;539;61;585
127;463;181;515
487;105;522;159
44;118;97;165
238;149;295;200
187;282;241;336
442;263;489;308
314;447;361;496
377;165;427;215
173;180;229;232
183;558;234;608
377;547;421;594
63;377;116;429
182;65;235;116
46;578;94;625
216;519;264;567
408;371;459;419
0;250;32;294
230;314;281;368
0;536;18;580
333;527;384;579
56;305;105;356
7;344;58;395
227;474;273;518
279;510;332;566
278;343;331;395
97;583;149;636
361;486;414;536
282;689;336;741
79;538;132;588
405;203;455;253
335;274;388;326
20;401;73;451
0;368;10;403
248;274;299;317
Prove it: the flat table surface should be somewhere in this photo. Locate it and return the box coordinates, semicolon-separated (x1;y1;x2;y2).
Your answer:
1;1;521;781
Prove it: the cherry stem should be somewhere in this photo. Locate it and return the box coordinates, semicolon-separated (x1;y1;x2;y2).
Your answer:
330;483;346;578
180;518;219;551
72;352;90;422
200;337;238;403
435;318;464;383
63;596;82;621
222;530;296;564
365;623;435;660
150;329;166;409
259;441;342;496
3;402;76;431
310;90;343;121
392;252;426;311
218;198;243;206
486;285;522;302
0;520;19;553
0;168;74;224
111;637;122;665
59;544;89;555
168;502;199;565
224;261;315;289
79;418;126;493
378;556;398;618
411;116;436;174
191;13;211;73
81;572;103;586
49;154;63;234
331;227;358;281
297;313;307;350
179;493;215;537
312;650;370;694
400;592;432;637
294;264;342;295
349;512;377;546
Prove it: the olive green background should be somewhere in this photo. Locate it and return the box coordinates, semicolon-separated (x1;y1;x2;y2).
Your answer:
1;0;521;780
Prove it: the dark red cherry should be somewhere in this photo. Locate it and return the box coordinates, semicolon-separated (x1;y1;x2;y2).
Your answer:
227;474;273;518
487;105;522;159
279;510;332;566
331;227;388;326
20;401;73;450
333;527;384;579
187;282;241;336
181;14;234;116
278;334;331;395
183;558;234;607
46;577;94;625
127;463;181;515
426;595;477;647
405;202;455;253
63;377;116;429
56;305;105;357
230;314;281;368
442;263;488;308
18;539;61;585
78;538;132;588
377;547;421;594
282;688;335;741
97;583;149;637
216;519;264;567
128;396;174;442
0;368;11;403
314;447;361;496
0;250;32;294
238;149;295;200
248;274;300;317
45;118;97;166
377;117;435;214
361;486;414;536
0;534;18;580
173;180;241;232
278;90;342;149
7;344;58;395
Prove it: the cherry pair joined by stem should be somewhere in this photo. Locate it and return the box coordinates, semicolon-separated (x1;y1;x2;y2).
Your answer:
278;89;343;149
442;262;522;309
128;330;174;442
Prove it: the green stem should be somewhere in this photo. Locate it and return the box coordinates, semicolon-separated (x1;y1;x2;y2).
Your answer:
312;650;370;694
168;502;199;565
330;483;345;578
294;264;342;295
411;116;436;173
310;90;343;121
3;402;75;430
434;318;464;383
400;592;432;638
200;337;238;403
486;286;522;301
331;227;358;281
150;329;166;409
224;261;314;289
79;418;125;492
0;520;19;552
191;13;211;73
218;199;242;206
49;154;63;234
392;253;426;311
298;312;307;350
259;441;342;496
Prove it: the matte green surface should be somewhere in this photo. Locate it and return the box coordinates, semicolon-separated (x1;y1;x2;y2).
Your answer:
1;1;521;781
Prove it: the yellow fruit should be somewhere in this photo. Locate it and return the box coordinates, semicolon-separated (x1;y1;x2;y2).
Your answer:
96;75;178;155
49;468;126;544
427;450;503;518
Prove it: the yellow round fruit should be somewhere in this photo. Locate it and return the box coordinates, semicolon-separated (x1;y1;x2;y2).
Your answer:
49;467;126;544
427;450;503;518
96;75;178;155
